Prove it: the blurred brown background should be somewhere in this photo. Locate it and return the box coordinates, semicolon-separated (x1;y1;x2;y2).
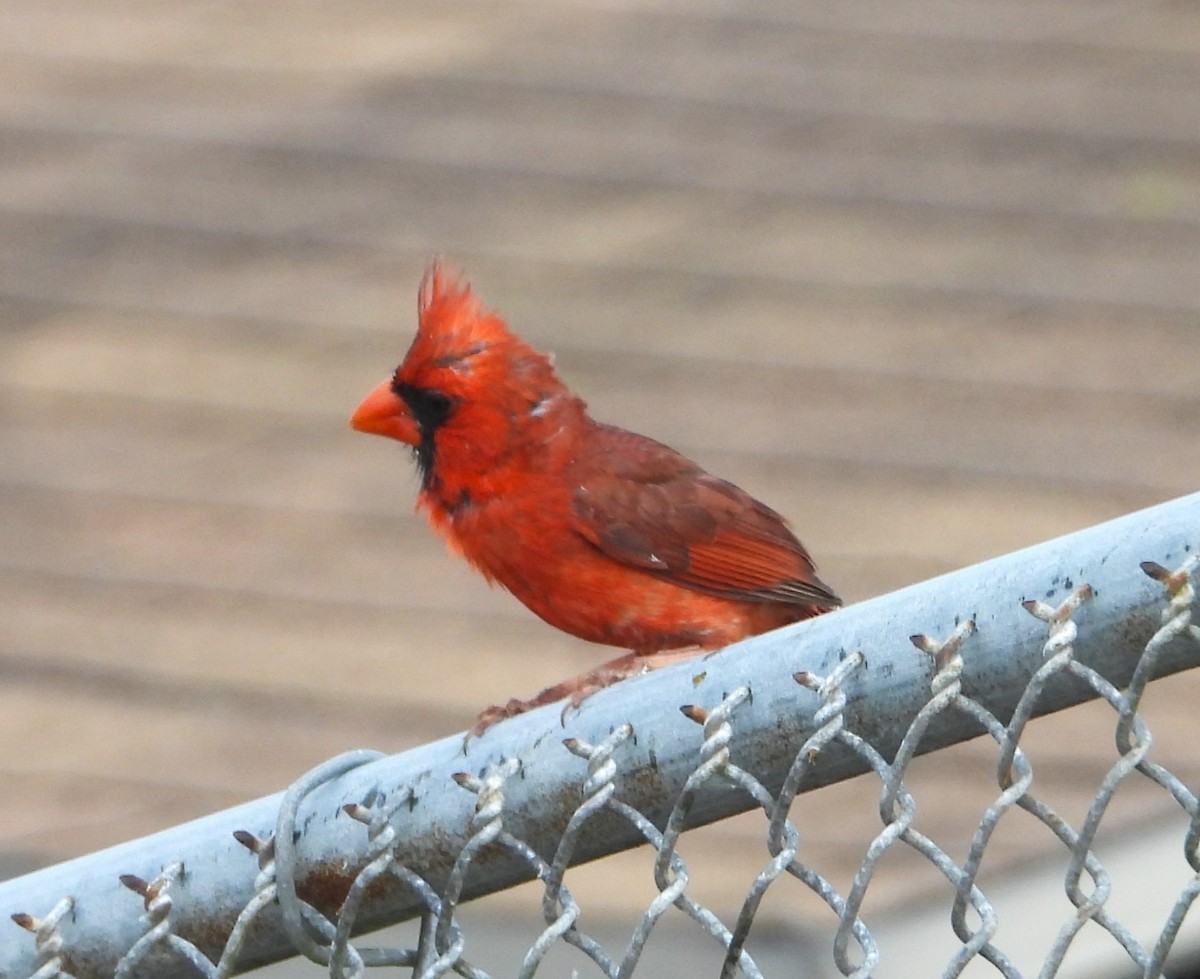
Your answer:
2;1;1199;975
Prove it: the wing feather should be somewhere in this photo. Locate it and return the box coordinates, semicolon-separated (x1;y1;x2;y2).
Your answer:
569;425;841;610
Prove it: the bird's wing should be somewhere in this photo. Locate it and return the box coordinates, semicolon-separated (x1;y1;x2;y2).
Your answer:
569;426;841;609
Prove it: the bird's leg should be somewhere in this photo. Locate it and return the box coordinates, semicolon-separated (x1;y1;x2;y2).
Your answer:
465;648;702;747
557;649;704;721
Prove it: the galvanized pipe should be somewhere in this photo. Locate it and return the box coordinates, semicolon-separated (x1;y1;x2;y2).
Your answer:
3;491;1198;977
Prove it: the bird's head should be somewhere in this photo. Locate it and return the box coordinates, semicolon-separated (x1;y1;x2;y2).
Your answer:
352;260;578;490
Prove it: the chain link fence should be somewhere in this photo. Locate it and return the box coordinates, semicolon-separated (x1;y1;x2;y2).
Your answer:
4;492;1200;978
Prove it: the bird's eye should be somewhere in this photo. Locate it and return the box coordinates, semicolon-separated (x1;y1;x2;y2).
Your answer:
422;390;453;419
394;383;456;432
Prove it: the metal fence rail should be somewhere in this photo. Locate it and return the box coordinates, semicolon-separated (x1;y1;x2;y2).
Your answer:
3;492;1199;978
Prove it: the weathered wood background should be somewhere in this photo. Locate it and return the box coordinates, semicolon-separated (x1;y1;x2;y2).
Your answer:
2;0;1198;970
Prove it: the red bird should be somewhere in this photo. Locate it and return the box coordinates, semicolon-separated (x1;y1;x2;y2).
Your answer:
352;262;840;739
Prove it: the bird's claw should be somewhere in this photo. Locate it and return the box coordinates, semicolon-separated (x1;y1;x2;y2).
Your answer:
461;653;663;751
559;689;592;727
462;697;534;752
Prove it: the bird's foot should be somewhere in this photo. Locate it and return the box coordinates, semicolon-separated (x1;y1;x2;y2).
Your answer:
462;649;703;751
462;672;595;749
554;654;653;724
463;698;529;749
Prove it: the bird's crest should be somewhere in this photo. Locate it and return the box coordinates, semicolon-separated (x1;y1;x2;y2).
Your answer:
403;259;568;402
413;260;500;371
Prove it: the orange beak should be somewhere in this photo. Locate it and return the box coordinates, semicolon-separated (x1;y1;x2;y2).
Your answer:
351;380;420;445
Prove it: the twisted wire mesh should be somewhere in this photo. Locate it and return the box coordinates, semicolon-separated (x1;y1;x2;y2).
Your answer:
7;549;1200;978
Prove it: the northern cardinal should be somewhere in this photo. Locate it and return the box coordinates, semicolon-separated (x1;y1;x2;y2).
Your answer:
352;262;840;739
